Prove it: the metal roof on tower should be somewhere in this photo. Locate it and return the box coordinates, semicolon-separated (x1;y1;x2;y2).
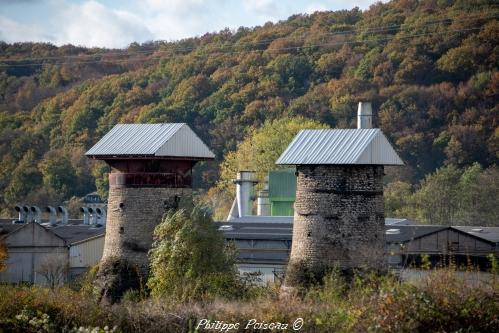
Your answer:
276;128;403;165
85;123;215;159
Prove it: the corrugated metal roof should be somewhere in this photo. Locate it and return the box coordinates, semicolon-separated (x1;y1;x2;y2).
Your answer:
276;129;403;165
51;224;105;245
452;226;499;243
86;123;215;159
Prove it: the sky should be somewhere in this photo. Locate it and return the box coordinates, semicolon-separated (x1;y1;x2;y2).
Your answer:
0;0;380;49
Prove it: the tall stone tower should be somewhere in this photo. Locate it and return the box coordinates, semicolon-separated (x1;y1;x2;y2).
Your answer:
86;123;214;302
276;104;403;289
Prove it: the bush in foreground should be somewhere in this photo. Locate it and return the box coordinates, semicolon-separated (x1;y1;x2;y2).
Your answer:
0;267;497;332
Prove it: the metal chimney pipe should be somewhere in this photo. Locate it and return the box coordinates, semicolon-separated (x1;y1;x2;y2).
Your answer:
22;206;32;223
357;102;373;129
257;190;270;216
80;207;90;225
257;177;270;216
57;206;68;224
30;206;42;223
235;170;257;217
95;207;106;225
15;205;26;222
46;206;57;225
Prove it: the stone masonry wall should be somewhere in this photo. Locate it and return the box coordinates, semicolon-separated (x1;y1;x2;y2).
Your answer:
284;165;385;288
95;186;190;303
102;186;190;272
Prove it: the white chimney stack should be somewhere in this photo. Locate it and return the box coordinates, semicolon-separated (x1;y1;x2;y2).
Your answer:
235;170;257;217
357;102;373;129
257;177;270;216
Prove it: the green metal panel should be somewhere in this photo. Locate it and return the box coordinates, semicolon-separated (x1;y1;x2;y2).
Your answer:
268;168;296;201
271;201;294;216
268;168;296;216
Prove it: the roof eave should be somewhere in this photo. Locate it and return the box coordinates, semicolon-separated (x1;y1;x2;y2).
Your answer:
86;154;215;161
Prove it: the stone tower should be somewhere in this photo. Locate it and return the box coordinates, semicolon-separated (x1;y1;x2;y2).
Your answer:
86;123;214;302
276;105;403;288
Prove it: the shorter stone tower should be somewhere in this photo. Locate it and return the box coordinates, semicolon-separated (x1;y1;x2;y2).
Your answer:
276;105;403;288
86;123;214;302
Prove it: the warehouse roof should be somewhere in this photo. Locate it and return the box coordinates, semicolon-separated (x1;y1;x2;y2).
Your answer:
86;123;215;159
50;224;105;245
451;226;499;244
385;225;447;243
276;129;403;165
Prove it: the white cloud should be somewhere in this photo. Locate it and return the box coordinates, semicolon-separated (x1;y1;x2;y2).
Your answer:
140;0;235;41
0;15;54;43
0;0;383;47
56;1;153;48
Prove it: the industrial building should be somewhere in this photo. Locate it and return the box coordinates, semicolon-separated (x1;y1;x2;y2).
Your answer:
0;220;104;284
1;216;497;285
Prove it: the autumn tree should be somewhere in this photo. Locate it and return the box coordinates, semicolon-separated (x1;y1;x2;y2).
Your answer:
0;240;7;272
148;204;239;301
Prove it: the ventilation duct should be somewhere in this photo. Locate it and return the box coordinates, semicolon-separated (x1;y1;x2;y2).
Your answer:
80;207;90;225
57;206;68;224
235;171;257;217
14;205;27;223
95;207;106;225
46;206;57;225
22;206;32;223
30;206;42;223
257;178;270;216
357;102;373;129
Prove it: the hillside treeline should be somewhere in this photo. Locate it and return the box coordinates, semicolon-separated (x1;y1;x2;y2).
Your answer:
0;0;497;220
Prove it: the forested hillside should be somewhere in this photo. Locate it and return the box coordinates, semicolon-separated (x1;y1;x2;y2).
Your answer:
0;0;497;220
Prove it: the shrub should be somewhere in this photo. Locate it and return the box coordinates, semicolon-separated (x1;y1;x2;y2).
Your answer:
147;204;240;302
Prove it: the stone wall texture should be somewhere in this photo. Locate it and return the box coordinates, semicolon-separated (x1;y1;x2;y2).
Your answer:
95;185;190;302
284;165;386;287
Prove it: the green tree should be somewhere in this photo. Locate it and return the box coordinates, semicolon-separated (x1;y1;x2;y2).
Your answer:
384;181;416;218
456;164;499;226
148;204;239;301
38;150;77;199
413;165;462;225
4;150;43;204
217;117;328;195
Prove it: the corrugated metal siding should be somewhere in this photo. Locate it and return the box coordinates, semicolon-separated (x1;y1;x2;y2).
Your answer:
86;123;215;159
276;129;403;165
271;201;294;217
69;236;105;268
155;125;215;158
268;169;296;199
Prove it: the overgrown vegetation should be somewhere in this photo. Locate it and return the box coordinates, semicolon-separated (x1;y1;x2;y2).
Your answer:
0;267;497;332
385;163;499;225
148;204;245;301
0;0;497;222
0;239;7;272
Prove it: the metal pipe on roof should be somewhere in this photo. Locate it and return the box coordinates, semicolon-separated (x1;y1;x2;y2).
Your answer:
95;207;106;225
357;102;373;129
46;206;57;225
14;205;27;223
30;206;42;223
57;206;68;224
87;207;96;225
257;190;270;216
22;206;32;223
235;171;257;217
80;207;90;225
257;178;270;216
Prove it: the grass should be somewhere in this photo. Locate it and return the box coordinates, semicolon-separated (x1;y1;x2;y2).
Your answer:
0;268;498;333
